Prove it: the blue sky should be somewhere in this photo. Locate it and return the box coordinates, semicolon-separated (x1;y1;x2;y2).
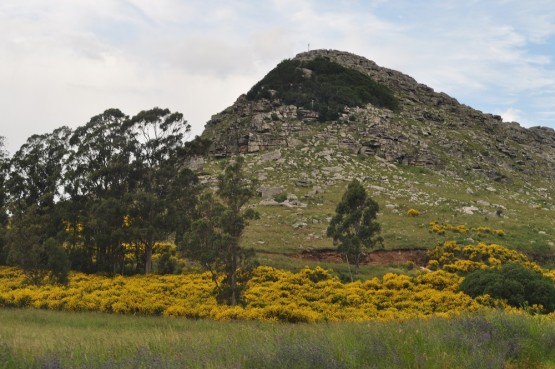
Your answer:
1;0;554;154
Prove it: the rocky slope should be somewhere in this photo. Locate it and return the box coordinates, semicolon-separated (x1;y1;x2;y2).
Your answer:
198;50;554;267
202;49;555;183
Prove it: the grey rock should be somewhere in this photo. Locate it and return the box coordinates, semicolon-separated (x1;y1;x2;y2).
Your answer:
461;206;480;214
257;186;283;199
262;150;282;162
293;222;308;229
295;178;312;187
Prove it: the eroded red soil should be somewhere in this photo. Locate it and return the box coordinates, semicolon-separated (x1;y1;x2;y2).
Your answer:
296;248;428;266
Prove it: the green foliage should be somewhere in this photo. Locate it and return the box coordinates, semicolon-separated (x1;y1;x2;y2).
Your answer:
63;109;131;274
155;251;177;275
42;238;70;284
273;192;288;203
123;108;194;274
6;210;69;284
459;263;555;312
0;136;8;265
327;179;382;273
246;57;398;121
0;108;202;276
181;157;258;306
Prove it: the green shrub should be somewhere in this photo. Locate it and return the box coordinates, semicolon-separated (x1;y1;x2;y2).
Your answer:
273;192;288;203
156;251;177;275
459;263;555;312
246;58;398;121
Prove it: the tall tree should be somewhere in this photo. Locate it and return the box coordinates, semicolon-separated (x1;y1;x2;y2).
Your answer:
123;108;192;274
4;128;72;282
63;109;131;274
0;136;9;264
7;127;71;213
65;109;130;200
182;156;258;305
6;205;69;284
327;179;382;279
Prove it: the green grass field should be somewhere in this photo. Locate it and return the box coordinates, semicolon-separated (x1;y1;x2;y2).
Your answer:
227;147;555;275
1;308;554;369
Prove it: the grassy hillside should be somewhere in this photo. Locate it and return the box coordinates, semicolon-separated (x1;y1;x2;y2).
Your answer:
199;143;555;276
1;308;554;369
202;50;555;278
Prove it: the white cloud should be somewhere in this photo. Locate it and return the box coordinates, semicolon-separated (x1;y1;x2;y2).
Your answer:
1;0;555;153
500;108;523;124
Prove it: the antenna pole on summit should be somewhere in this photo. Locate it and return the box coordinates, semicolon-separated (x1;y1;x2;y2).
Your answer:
308;43;310;51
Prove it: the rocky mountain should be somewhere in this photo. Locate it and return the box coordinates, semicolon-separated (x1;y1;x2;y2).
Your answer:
203;49;555;183
198;49;554;266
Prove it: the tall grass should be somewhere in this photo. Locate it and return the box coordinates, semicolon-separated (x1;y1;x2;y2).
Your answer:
1;309;554;368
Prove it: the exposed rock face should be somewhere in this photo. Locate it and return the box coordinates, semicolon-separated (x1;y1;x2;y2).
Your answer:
202;49;555;181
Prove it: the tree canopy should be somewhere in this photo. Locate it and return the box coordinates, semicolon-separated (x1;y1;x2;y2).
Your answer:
327;179;382;277
0;108;209;282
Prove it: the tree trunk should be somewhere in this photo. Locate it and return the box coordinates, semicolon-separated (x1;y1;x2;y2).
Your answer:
230;244;237;306
345;254;354;283
145;242;153;274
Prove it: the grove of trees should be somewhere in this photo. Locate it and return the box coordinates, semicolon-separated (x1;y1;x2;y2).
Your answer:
0;108;214;282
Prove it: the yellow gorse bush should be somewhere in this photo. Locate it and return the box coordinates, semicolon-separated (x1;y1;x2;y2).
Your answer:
427;241;546;275
0;242;552;322
407;208;420;217
429;221;504;237
0;264;483;322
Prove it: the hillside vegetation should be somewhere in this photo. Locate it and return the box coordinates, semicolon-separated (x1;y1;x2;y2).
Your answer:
1;50;554;315
201;50;555;276
246;57;399;121
1;241;554;321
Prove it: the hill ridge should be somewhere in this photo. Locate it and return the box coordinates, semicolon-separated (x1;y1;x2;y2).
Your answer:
202;49;555;182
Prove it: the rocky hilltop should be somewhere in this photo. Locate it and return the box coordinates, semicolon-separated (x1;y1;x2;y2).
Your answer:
202;49;555;182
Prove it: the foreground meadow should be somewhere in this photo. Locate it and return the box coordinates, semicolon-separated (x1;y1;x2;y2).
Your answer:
1;241;555;367
1;308;554;369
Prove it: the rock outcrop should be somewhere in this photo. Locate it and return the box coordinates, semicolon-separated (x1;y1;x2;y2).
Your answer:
202;49;555;181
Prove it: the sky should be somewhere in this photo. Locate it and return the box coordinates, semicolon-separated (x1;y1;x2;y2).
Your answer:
1;0;554;154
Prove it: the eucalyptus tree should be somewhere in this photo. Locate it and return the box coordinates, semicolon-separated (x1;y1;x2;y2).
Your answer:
7;127;71;214
4;127;72;283
122;108;193;274
0;136;8;264
6;205;70;284
63;109;132;274
182;156;258;305
327;179;382;279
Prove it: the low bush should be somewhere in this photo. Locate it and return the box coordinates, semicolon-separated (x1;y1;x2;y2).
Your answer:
407;208;420;217
459;263;555;312
273;192;288;203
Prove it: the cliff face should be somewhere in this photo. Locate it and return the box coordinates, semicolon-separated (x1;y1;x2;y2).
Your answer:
202;49;555;182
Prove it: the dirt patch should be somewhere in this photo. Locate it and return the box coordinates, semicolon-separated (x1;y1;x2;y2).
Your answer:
297;248;428;267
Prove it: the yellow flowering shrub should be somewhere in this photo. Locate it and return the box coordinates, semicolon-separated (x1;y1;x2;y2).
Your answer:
429;222;504;237
426;241;538;274
407;208;420;217
0;243;552;322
